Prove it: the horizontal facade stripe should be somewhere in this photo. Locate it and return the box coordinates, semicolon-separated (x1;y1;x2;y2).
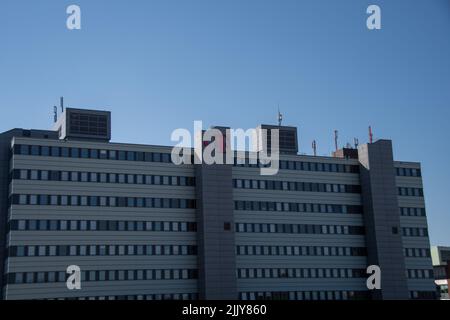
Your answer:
233;178;361;194
10;194;196;209
9;219;197;232
239;290;370;300
236;245;367;257
12;144;361;174
237;268;367;279
234;200;363;214
8;244;198;257
235;223;365;235
12;169;195;186
7;268;198;285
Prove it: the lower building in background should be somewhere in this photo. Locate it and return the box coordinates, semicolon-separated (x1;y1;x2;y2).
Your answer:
0;108;437;300
431;246;450;299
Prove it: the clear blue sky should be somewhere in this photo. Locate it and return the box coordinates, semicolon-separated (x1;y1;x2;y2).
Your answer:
1;0;449;245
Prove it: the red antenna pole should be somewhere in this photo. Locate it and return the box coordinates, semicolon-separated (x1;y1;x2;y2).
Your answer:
369;126;373;143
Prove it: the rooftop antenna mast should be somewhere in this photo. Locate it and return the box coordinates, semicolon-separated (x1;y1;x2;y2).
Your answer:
60;96;64;113
354;138;359;148
369;126;373;143
334;130;338;151
277;106;283;126
53;106;57;123
312;140;317;156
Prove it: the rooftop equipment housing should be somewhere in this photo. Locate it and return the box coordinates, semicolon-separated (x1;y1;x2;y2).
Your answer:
256;124;299;155
54;108;111;142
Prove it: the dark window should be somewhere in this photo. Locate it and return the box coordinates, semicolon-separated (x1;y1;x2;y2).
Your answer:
117;197;127;207
136;152;145;161
162;153;171;163
108;150;117;160
51;147;60;157
20;145;30;155
127;198;135;207
70;148;80;158
118;151;126;161
89;196;99;206
41;146;50;156
80;149;89;158
61;147;69;157
144;152;153;162
90;149;99;159
30;145;40;156
127;151;135;161
153;153;161;162
98;221;108;231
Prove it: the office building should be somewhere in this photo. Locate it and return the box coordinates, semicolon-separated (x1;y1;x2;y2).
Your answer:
0;108;436;300
431;246;450;299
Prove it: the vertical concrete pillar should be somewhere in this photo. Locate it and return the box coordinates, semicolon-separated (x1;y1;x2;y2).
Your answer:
195;163;237;300
358;140;409;300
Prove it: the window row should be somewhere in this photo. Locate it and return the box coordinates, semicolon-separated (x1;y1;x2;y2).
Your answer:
400;207;426;217
235;223;365;235
10;219;197;233
234;201;363;214
402;227;429;237
48;293;199;301
237;268;366;279
235;158;360;174
396;167;422;177
404;247;431;258
14;144;362;175
406;269;433;279
14;144;174;163
236;245;367;257
8;268;198;285
13;169;195;187
409;291;437;300
434;265;448;280
9;244;197;257
398;187;424;197
239;290;370;301
233;179;361;194
11;194;196;209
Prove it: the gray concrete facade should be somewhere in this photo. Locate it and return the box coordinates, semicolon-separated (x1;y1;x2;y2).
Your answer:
358;140;410;299
0;129;58;299
4;137;198;300
195;163;237;300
